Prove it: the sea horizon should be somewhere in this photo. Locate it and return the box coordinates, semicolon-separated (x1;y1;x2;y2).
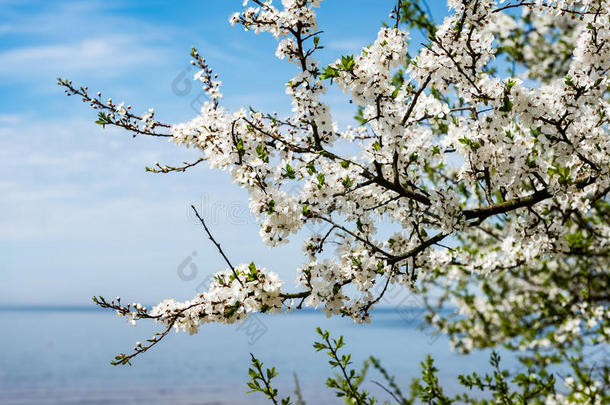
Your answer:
0;305;492;404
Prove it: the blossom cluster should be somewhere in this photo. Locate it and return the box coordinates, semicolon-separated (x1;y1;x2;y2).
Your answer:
140;0;609;329
149;264;284;334
173;0;610;327
62;1;609;389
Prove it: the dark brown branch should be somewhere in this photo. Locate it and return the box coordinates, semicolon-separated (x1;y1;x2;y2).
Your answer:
464;188;550;221
401;75;432;126
389;232;449;264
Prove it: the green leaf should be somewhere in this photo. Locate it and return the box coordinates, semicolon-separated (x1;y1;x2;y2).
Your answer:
342;175;353;188
306;161;317;174
317;173;325;189
236;138;245;156
95;112;111;128
499;95;513;113
256;144;269;162
284;164;296;179
320;66;338;82
266;199;275;214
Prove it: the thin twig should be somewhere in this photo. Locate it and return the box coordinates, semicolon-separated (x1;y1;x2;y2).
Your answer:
372;380;403;404
191;205;244;287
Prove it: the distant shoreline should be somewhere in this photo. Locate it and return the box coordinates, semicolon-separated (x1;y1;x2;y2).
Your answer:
0;305;455;314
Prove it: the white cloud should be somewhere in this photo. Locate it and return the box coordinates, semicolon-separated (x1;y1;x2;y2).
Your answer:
0;1;173;85
0;1;156;37
0;115;215;240
0;35;169;80
0;1;241;85
326;39;368;53
0;113;25;124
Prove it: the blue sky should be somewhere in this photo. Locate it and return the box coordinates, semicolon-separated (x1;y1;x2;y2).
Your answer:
0;0;449;306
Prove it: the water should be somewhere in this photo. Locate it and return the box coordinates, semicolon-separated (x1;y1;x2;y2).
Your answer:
0;308;513;404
